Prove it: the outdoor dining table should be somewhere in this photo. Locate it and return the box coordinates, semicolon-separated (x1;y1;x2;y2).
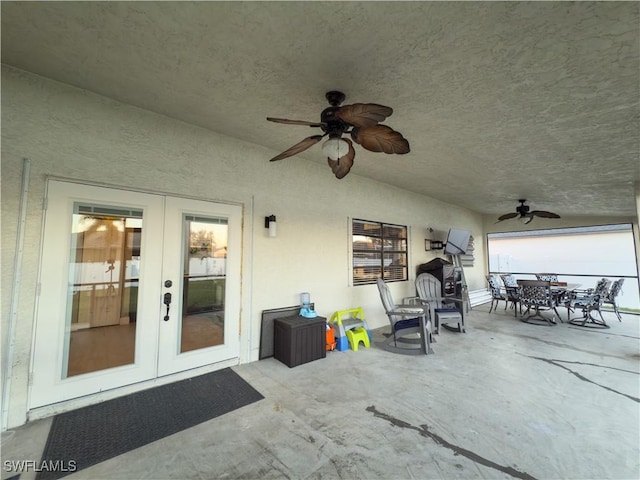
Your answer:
550;282;581;292
550;283;582;291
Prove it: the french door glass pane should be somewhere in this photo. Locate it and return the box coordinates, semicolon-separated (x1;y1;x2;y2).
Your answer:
64;204;142;378
180;215;228;353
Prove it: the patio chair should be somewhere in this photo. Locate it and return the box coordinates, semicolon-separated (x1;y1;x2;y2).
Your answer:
566;278;611;328
376;278;433;355
517;279;562;326
535;273;569;305
415;273;466;333
486;275;507;313
500;274;518;288
603;278;624;321
499;274;522;316
535;273;559;282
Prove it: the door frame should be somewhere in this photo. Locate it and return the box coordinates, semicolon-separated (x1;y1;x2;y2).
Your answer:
157;196;242;376
28;179;246;411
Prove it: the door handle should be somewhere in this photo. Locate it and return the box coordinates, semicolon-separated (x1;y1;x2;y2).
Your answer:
163;292;172;321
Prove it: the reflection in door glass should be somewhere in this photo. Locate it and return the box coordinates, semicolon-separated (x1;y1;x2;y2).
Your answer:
64;204;142;377
181;215;227;353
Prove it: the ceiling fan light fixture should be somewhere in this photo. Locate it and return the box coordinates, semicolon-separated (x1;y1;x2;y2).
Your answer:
520;214;533;225
267;92;408;178
322;136;350;160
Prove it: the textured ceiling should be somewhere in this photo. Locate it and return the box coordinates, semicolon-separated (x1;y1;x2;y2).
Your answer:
2;1;639;218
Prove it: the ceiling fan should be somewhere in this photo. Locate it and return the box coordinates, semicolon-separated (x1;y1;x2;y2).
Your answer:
267;91;410;179
496;199;561;224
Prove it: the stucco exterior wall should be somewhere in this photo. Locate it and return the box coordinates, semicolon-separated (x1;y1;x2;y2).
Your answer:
1;66;485;428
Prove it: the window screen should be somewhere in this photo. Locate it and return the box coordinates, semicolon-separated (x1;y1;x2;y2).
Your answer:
487;225;636;276
487;224;639;309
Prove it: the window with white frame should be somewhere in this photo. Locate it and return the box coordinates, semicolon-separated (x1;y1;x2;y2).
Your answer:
352;219;408;285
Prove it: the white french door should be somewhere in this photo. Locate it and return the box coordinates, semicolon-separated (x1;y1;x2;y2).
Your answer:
157;196;241;376
30;181;242;408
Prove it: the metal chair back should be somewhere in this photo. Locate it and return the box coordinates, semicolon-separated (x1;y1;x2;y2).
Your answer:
517;279;560;325
486;275;506;313
500;274;518;287
535;273;559;282
604;278;625;321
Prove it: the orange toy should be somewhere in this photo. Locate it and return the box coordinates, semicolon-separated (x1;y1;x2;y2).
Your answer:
326;324;336;351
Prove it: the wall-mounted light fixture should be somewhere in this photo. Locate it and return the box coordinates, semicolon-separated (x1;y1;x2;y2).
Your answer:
265;215;277;237
425;239;444;251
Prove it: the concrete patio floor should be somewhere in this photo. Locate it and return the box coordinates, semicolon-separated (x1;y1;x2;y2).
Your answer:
2;303;639;480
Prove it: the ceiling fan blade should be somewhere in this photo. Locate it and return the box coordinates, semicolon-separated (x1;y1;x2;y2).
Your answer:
269;135;323;162
496;212;519;222
327;139;355;179
267;117;325;127
336;103;393;128
531;210;561;219
351;125;410;154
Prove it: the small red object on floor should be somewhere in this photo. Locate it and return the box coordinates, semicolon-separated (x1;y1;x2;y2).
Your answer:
326;324;336;351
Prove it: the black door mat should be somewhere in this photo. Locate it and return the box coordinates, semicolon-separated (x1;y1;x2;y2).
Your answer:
37;368;263;480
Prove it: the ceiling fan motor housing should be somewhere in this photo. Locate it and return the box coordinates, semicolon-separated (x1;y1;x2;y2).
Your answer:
320;106;348;137
321;91;349;137
516;199;530;216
